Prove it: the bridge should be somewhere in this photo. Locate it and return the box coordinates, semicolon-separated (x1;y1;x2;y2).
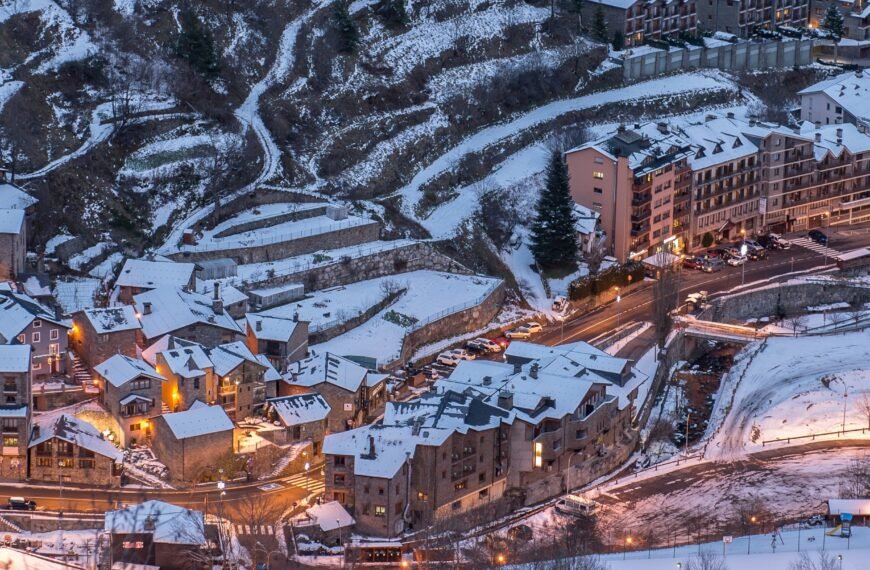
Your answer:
675;316;765;344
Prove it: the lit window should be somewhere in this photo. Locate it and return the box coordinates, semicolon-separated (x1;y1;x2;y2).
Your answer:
534;442;543;468
374;505;386;517
593;171;605;180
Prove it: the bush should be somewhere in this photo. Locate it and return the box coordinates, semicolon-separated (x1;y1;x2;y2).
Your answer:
701;232;714;248
569;262;644;301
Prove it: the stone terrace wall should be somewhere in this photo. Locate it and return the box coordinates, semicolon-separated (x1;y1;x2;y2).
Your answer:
707;281;870;323
309;288;406;344
214;205;328;238
197;188;326;233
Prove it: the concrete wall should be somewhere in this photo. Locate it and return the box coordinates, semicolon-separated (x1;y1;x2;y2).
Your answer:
197;188;326;236
623;39;814;81
708;281;870;323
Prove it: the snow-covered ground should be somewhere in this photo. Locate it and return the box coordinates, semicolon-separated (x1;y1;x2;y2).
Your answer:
66;241;114;271
705;330;870;461
312;271;501;365
261;281;394;332
53;277;101;314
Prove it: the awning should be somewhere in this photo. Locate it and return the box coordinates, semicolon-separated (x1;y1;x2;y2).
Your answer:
717;220;735;233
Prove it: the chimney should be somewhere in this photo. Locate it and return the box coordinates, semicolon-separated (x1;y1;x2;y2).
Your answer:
815;121;821;130
617;124;626;133
482;376;492;386
530;362;540;379
836;127;844;139
497;391;514;410
255;319;262;332
512;362;522;374
657;122;669;134
292;312;299;323
857;70;864;79
212;283;224;314
54;305;63;320
143;302;152;315
726;112;735;119
815;132;822;143
749;118;756;127
367;435;377;459
213;282;220;300
634;123;641;129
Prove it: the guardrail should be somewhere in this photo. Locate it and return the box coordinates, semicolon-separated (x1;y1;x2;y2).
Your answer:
762;426;870;446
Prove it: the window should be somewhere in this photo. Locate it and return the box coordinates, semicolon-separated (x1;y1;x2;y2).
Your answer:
478;489;489;499
378;487;384;495
593;171;605;180
32;362;42;371
49;344;59;356
131;379;151;391
58;458;74;468
478;472;486;483
194;378;200;390
334;456;346;467
49;329;59;341
454;480;467;491
594;157;604;164
333;474;346;486
36;457;52;468
451;501;462;511
2;436;18;448
374;505;386;517
79;458;95;469
417;491;428;501
593;187;603;194
130;423;140;432
32;332;40;343
32;320;41;328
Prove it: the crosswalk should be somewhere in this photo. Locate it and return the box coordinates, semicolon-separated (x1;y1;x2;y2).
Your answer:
789;237;842;259
282;471;325;494
235;524;275;536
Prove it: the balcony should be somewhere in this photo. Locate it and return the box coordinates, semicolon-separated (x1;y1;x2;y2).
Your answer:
632;193;652;206
219;384;236;396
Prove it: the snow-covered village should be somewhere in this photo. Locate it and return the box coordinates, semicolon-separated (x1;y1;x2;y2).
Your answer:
3;1;870;569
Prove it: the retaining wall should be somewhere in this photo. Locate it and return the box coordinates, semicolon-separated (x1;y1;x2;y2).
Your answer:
309;289;406;344
214;205;328;238
198;188;326;234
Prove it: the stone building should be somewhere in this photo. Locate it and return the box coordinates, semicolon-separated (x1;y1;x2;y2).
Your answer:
208;341;268;420
0;345;31;481
93;354;166;447
0;290;70;381
115;258;197;304
151;404;235;482
70;306;141;369
583;0;697;48
28;414;123;486
152;340;215;413
133;286;242;347
245;314;309;372
267;393;330;455
0;174;38;281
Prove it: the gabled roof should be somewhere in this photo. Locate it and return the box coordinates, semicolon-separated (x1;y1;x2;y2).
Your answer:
303;501;355;532
207;341;264;377
268;393;331;427
158;343;213;379
115;259;197;289
0;290;69;343
0;345;30;373
133;287;242;340
255;354;282;382
798;71;870;123
161;405;234;440
78;306;141;334
104;500;206;545
286;352;370;393
0;182;38;210
246;314;303;342
30;414;123;461
94;355;165;388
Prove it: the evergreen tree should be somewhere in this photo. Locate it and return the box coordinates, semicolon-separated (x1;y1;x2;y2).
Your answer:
529;150;579;270
822;4;844;38
567;0;584;32
592;5;608;43
612;30;624;51
378;0;408;26
175;10;220;76
334;0;360;53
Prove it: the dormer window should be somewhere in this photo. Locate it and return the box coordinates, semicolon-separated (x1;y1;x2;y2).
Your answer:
696;148;706;159
713;143;723;154
733;138;742;148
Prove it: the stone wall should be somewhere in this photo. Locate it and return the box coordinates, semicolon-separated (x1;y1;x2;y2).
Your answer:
309;289;405;344
198;188;326;234
6;513;104;532
246;241;471;292
214;205;328;238
707;281;870;323
171;221;381;265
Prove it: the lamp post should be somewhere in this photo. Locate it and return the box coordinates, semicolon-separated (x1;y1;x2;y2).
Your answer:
842;388;848;434
338;518;345;569
615;287;622;328
747;515;756;555
624;535;633;560
304;461;311;503
838;554;843;570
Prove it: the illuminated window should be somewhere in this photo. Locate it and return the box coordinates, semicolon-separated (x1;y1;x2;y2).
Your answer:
374;505;386;517
534;442;543;468
593;171;605;180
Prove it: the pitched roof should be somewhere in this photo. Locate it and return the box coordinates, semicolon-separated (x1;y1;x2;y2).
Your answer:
285;352;370;393
133;287;242;340
30;414;123;461
115;259;197;289
268;393;331;427
0;290;68;342
104;500;206;545
161;405;234;439
0;546;79;569
303;501;355;532
0;344;30;373
94;355;165;388
0;182;38;210
79;306;141;334
0;208;25;234
207;341;264;377
245;314;303;341
158;343;213;379
798;71;870;123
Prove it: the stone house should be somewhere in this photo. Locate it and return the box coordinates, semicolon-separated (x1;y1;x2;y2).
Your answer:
0;175;38;281
105;500;209;570
115;258;197;304
153;341;215;413
70;306;141;369
245;314;309;372
0;289;70;381
292;501;355;547
208;341;268;420
93;354;166;447
28;414;123;486
197;281;249;319
0;345;31;481
133;286;242;348
281;353;387;432
151;404;235;482
267;393;330;455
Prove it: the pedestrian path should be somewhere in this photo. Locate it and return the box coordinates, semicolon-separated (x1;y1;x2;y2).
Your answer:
235;524;275;535
283;471;325;494
789;237;841;258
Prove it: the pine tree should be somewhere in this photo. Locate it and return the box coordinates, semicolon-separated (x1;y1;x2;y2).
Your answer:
334;0;360;53
175;10;220;76
529;150;579;270
378;0;408;26
612;30;624;51
592;5;608;43
568;0;584;32
822;4;844;38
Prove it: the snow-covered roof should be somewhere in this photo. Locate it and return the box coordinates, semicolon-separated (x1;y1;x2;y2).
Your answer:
0;344;30;372
119;393;154;406
133;287;242;340
161;405;234;440
246;314;303;341
678;116;759;170
0;546;77;569
207;341;263;377
835;247;870;262
573;203;600;236
0;182;38;210
505;340;630;380
79;306;141;334
94;354;165;388
256;354;282;382
0;289;68;342
30;414;123;461
286;353;372;393
574;121;693;174
197;281;248;306
303;501;355;532
105;500;206;545
800;121;870;161
0;208;25;234
159;343;213;379
115;259;197;289
0;406;28;418
587;0;641;10
21;274;51;298
798;71;870;123
268;393;331;427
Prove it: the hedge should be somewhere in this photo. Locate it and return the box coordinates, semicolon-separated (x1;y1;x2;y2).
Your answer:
569;262;646;301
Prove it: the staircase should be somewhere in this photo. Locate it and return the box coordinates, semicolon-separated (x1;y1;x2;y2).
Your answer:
0;514;23;533
161;402;171;414
71;353;93;387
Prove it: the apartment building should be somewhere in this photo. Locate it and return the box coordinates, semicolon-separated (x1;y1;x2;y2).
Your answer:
810;1;870;49
697;0;810;37
799;71;870;131
583;0;697;47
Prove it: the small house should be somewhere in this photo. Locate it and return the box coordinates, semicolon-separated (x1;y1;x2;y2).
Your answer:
71;306;141;369
93;354;166;447
151;404;235;482
115;259;197;304
267;393;330;454
28;414;123;486
245;314;309;372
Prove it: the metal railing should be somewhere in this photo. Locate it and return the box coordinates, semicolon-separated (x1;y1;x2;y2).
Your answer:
406;281;502;333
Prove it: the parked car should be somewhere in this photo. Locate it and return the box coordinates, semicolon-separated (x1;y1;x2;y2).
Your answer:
682;256;705;270
492;335;511;349
467;338;502;353
436;349;475;367
523;322;544;334
701;259;725;272
756;235;779;250
808;229;828;245
685;291;709;306
767;233;792;249
555;495;598;518
740;242;767;260
5;497;36;511
505;327;532;340
552;296;568;313
805;515;825;527
726;255;747;266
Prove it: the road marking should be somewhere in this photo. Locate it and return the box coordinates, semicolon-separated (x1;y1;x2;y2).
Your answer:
789;237;841;258
258;483;284;492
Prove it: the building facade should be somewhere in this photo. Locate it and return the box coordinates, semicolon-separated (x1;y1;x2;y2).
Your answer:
697;0;810;37
28;414;123;486
584;0;698;47
70;306;141;369
0;290;70;381
0;345;31;481
93;354;166;447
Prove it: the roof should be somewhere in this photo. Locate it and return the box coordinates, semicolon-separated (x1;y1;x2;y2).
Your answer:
835;247;870;261
0;344;30;372
573;203;600;236
0;182;38;210
303;501;355;532
79;306;141;334
256;354;282;382
94;355;165;388
798;71;870;123
119;393;154;406
800;121;870;161
268;393;331;427
246;314;303;341
159;343;213;379
587;0;640;10
286;353;370;393
505;340;630;380
161;405;234;440
0;289;68;342
574;121;693;174
0;208;25;234
828;498;870;515
30;414;123;461
115;259;197;289
0;546;81;569
105;500;206;545
642;252;680;267
677;116;759;170
207;341;264;377
133;287;242;340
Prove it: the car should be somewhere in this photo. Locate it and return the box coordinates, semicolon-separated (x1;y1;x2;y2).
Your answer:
726;255;747;266
435;349;475;367
685;291;708;306
492;335;510;349
5;497;36;511
523;322;544;334
805;515;825;527
505;328;532;340
756;235;778;250
682;256;705;270
552;296;568;313
723;246;742;258
467;338;502;353
701;259;724;272
808;229;828;245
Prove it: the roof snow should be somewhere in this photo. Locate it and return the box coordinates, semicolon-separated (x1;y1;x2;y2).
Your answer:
246;314;303;341
0;546;79;570
0;290;68;343
31;414;123;461
0;345;30;373
798;71;870;124
268;393;331;427
286;352;373;393
0;209;25;234
94;354;165;388
207;341;263;377
116;259;196;289
504;340;630;380
0;182;38;210
133;287;242;340
80;305;141;334
255;354;282;382
105;500;206;545
800;121;870;160
574;203;600;236
303;501;355;532
161;405;234;439
159;343;213;379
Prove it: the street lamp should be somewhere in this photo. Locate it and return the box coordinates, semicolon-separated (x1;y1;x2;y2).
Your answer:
304;461;311;504
747;515;757;555
614;287;622;328
624;535;633;559
338;518;345;569
838;554;843;570
496;553;506;565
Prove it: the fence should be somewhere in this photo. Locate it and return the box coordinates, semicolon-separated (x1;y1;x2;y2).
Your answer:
762;426;870;446
623;38;814;80
406;279;503;333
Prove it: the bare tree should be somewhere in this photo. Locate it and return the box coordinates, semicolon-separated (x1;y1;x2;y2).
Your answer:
686;549;728;570
788;550;840;570
849;299;866;327
785;314;806;336
652;252;680;354
839;455;870;499
859;393;870;430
